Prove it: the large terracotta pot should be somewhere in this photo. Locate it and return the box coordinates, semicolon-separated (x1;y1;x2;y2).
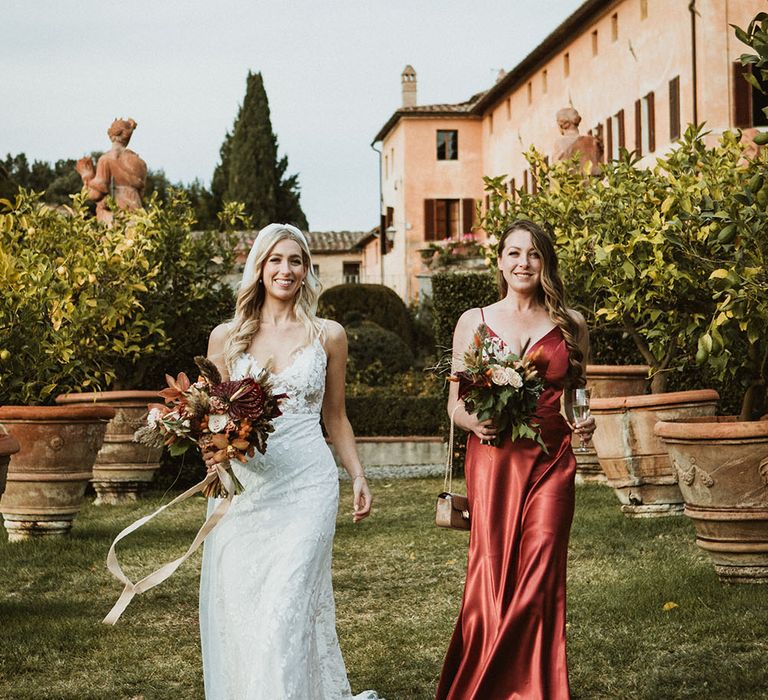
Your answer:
0;424;21;498
575;364;652;484
586;364;650;399
655;416;768;583
0;404;115;541
590;390;719;517
56;390;162;505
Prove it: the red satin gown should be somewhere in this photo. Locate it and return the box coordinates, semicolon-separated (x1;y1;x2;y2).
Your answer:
436;318;576;700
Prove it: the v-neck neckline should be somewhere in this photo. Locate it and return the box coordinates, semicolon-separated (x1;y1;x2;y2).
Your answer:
241;339;316;377
484;323;559;360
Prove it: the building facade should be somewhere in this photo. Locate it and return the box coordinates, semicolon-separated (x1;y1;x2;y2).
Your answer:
370;0;767;301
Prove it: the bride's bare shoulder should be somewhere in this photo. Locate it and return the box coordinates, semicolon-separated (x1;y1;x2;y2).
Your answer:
208;322;234;353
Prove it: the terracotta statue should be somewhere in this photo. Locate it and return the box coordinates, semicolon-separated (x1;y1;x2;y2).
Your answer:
76;118;147;224
553;107;602;175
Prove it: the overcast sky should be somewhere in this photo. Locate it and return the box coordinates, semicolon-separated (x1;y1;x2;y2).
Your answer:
3;0;584;231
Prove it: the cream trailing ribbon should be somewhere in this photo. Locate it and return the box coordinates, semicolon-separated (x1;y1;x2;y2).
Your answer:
102;462;235;625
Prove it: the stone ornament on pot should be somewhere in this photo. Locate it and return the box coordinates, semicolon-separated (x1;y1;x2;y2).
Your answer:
0;404;115;541
55;391;162;505
590;389;719;517
0;424;21;499
655;416;768;583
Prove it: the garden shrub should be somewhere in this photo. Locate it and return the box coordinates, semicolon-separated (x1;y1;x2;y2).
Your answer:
431;271;497;358
346;321;414;385
110;191;240;388
345;391;443;436
319;283;414;348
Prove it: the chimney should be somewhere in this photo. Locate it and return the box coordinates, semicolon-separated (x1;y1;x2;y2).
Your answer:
401;65;417;108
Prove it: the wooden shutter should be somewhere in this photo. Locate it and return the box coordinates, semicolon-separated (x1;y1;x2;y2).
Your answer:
647;92;656;152
510;178;516;201
606;118;613;160
462;198;475;234
669;76;681;141
424;199;436;241
523;170;529;193
733;62;752;128
617;109;625;149
634;99;643;156
385;206;394;228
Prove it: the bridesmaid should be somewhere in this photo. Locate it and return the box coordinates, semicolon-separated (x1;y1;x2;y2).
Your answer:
436;220;596;700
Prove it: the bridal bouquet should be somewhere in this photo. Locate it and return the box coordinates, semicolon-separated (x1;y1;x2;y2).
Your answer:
449;324;546;449
135;356;287;497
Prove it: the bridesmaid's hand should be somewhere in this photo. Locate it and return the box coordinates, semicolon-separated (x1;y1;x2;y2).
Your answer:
466;416;497;443
352;475;372;523
572;415;596;440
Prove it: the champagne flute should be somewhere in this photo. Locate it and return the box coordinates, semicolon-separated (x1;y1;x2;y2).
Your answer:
571;387;592;453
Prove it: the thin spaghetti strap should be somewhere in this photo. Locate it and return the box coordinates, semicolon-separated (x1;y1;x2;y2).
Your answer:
480;307;486;323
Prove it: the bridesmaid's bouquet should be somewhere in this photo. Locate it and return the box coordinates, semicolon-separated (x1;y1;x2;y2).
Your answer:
134;356;287;497
449;325;546;448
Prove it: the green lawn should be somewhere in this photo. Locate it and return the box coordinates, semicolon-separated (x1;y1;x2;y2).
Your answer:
1;479;766;699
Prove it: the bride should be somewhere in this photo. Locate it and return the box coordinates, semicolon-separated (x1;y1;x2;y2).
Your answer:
200;223;379;699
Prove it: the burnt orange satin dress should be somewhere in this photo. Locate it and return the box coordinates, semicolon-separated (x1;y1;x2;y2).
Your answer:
436;321;576;700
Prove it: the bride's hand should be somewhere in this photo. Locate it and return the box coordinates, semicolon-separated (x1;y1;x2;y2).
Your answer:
352;475;372;523
202;447;218;475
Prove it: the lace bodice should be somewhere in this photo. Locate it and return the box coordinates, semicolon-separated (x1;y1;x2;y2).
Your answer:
229;336;327;416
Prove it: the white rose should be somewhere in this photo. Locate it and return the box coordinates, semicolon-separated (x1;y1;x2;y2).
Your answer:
490;367;509;385
504;367;523;388
208;414;229;433
147;408;163;427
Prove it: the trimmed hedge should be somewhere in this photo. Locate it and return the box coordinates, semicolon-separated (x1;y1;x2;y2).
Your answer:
431;271;497;358
319;283;414;348
347;322;414;383
346;392;443;436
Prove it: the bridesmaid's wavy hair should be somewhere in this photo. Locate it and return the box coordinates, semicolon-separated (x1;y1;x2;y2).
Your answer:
496;220;586;387
224;224;323;371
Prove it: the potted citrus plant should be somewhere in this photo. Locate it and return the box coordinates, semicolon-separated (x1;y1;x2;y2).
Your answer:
55;192;238;503
0;189;165;538
655;20;768;581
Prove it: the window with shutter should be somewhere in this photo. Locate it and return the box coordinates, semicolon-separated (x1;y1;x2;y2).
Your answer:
617;109;625;149
733;62;752;128
523;170;529;194
424;199;436;241
606;118;613;161
635;99;642;156
646;92;655;152
462;199;475;235
435;199;459;239
669;76;681;141
386;207;394;229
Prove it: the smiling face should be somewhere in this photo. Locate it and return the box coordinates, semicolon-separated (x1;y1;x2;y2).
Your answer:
261;237;307;301
497;228;542;296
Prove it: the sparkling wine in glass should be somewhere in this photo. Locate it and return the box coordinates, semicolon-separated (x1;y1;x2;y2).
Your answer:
571;387;592;453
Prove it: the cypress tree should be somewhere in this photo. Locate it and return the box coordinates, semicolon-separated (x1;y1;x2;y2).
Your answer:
214;71;308;230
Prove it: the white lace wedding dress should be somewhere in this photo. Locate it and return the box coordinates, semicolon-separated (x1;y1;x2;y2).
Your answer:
199;336;379;700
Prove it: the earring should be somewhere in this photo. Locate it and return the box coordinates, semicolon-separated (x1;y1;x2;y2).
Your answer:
301;280;305;286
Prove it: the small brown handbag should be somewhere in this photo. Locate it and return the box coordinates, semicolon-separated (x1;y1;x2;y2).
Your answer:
436;407;470;531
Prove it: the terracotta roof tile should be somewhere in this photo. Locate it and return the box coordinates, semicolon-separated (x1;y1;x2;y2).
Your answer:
305;230;376;253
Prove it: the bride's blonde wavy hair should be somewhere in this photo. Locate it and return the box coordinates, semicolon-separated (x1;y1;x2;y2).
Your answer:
224;223;323;370
497;220;586;387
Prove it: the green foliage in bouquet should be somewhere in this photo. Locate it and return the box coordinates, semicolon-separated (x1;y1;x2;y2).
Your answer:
452;325;546;449
0;189;164;404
